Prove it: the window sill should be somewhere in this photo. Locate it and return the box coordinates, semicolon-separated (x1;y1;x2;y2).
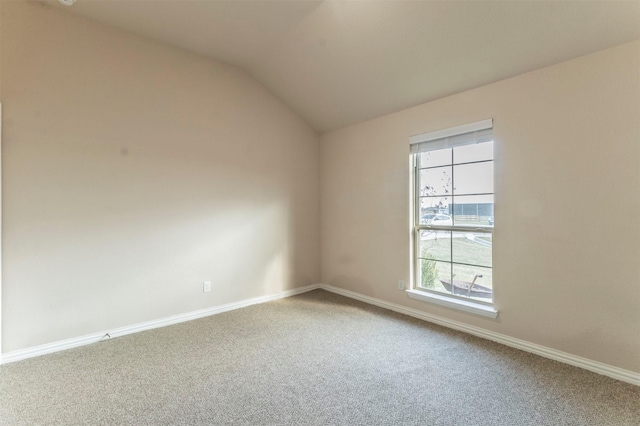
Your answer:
406;289;498;318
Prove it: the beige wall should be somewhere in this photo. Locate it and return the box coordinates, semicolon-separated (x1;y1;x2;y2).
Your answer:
321;40;640;373
1;2;320;352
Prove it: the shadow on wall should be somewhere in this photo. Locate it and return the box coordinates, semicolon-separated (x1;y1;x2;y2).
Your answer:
329;275;375;296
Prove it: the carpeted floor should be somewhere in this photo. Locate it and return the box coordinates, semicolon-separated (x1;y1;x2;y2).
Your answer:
0;289;638;425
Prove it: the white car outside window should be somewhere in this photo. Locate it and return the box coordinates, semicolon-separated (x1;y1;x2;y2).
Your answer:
433;215;452;226
421;214;453;226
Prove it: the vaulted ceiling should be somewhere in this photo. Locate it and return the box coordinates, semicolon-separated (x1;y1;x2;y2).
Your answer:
48;0;640;133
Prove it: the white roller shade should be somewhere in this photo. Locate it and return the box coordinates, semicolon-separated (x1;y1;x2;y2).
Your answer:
410;119;493;154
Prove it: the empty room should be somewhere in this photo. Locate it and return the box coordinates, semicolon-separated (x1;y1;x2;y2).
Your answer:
0;0;639;424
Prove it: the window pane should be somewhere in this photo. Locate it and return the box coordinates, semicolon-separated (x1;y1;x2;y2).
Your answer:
419;166;452;197
453;161;493;195
418;259;450;292
453;141;493;164
451;264;492;300
419;230;451;262
452;232;492;267
419;148;451;168
451;194;494;227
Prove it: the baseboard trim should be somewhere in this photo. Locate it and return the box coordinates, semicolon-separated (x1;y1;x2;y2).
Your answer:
317;284;640;386
1;284;320;365
3;283;638;386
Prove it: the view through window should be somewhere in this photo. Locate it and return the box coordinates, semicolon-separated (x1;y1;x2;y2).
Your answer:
412;121;494;304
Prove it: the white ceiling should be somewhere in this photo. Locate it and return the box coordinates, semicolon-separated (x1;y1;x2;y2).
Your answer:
51;0;640;133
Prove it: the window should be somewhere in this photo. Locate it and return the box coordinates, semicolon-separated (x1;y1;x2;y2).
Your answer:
409;119;496;316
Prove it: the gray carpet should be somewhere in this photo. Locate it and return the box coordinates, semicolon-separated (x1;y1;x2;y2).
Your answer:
0;289;638;425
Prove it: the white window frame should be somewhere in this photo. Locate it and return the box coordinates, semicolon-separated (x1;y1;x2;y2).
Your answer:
407;119;498;318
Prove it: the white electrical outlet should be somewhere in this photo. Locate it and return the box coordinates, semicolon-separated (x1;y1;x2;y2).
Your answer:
203;281;211;292
398;280;405;290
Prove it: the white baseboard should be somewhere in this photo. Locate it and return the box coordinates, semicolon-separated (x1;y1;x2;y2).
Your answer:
317;284;640;386
3;282;638;387
0;284;320;365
